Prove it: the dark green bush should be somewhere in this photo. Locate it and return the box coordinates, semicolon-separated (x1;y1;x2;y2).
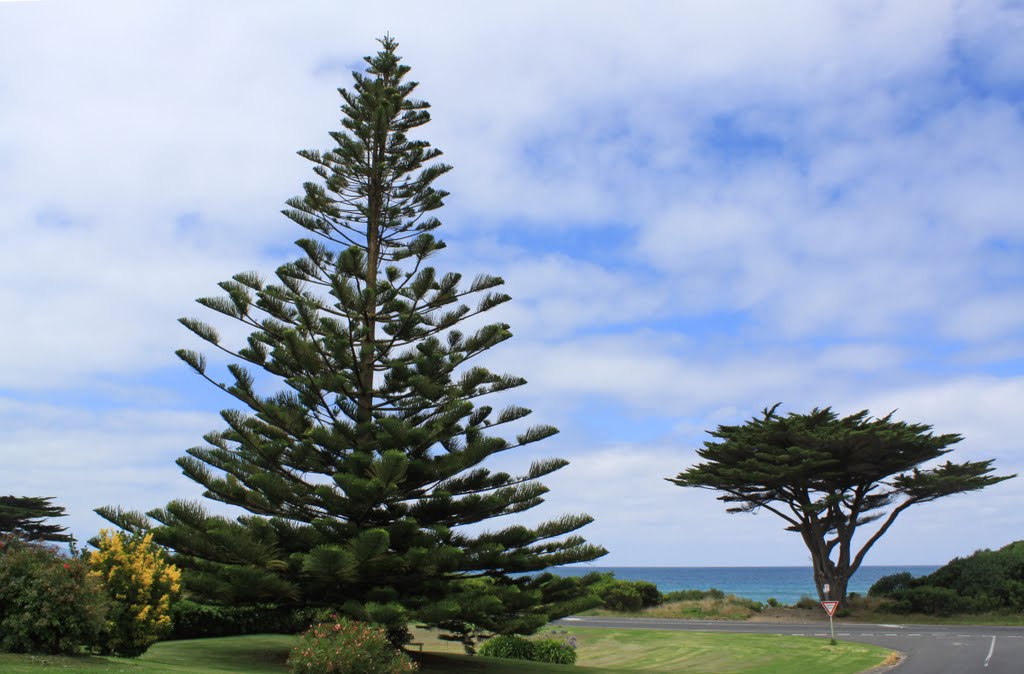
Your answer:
478;633;577;665
891;586;965;616
766;597;779;607
632;581;662;607
532;638;577;665
0;537;107;654
598;580;643;612
870;541;1024;614
478;635;536;660
869;572;914;597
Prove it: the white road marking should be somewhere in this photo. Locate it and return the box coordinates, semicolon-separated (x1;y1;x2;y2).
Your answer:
908;633;921;636
562;617;581;621
879;624;903;628
984;636;996;668
884;633;898;636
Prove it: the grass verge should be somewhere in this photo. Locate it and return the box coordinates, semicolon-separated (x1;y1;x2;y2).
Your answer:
0;635;294;673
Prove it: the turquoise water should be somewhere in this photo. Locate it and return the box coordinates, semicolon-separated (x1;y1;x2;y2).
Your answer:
544;566;939;604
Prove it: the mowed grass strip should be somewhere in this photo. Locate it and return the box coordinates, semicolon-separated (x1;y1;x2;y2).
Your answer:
410;626;893;673
1;629;893;674
566;628;892;673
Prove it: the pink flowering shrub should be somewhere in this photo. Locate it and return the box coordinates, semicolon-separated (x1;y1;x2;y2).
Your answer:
288;616;418;674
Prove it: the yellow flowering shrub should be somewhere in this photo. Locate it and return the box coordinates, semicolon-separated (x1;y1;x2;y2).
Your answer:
87;529;182;657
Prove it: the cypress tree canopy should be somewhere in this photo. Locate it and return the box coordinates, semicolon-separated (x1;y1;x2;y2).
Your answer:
98;36;605;642
0;495;72;544
669;404;1014;607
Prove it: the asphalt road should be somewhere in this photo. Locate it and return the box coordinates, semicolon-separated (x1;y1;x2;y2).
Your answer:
553;616;1024;674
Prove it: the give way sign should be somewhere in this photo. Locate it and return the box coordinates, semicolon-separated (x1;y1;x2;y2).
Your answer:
820;600;839;616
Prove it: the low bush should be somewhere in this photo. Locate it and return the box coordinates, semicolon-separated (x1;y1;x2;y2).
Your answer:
794;595;819;610
598;580;643;612
477;635;536;660
660;588;734;603
0;537;108;655
288;616;417;673
766;597;779;607
478;632;577;665
532;638;577;665
590;575;663;611
662;589;707;602
631;581;662;607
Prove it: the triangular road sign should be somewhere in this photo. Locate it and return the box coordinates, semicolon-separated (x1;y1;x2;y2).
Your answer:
821;600;839;617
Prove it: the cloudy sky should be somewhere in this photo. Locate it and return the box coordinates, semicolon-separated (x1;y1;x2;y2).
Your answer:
2;1;1022;567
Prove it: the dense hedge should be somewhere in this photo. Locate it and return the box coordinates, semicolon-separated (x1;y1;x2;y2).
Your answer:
870;540;1024;615
169;599;313;639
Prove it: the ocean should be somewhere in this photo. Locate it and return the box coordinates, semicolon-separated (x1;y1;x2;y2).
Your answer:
543;566;940;605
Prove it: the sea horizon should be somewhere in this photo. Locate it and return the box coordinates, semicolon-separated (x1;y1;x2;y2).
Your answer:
541;564;940;604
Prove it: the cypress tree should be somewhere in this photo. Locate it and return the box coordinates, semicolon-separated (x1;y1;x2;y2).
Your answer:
99;36;604;642
0;495;72;544
669;404;1014;607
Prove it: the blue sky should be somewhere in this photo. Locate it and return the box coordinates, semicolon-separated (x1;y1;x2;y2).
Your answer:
1;0;1022;566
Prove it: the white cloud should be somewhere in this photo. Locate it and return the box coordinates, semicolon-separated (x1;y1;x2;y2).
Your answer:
0;1;1020;565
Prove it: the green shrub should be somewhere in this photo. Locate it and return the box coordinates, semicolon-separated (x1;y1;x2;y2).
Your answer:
532;638;577;665
869;572;914;597
598;580;643;612
891;586;965;616
288;616;417;673
0;537;108;655
478;633;578;665
478;634;536;660
766;597;779;607
870;541;1024;614
632;581;662;607
794;595;819;610
661;588;729;602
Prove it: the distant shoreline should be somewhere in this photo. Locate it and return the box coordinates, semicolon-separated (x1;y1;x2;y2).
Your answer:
537;565;941;604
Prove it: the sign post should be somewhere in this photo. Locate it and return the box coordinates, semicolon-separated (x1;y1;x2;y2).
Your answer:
820;600;839;643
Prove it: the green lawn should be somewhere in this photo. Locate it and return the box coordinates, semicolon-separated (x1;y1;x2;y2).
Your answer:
0;629;894;674
0;635;294;673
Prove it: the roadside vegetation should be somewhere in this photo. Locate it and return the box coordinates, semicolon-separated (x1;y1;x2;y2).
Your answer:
867;540;1024;617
